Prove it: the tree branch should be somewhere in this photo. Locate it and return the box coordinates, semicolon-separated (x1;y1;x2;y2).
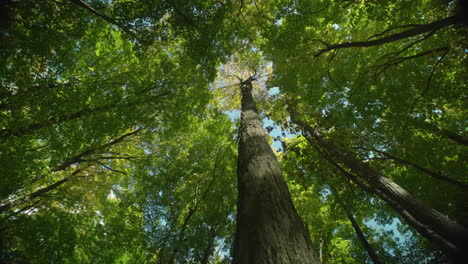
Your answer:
314;16;463;57
373;47;449;76
1;91;165;139
68;0;138;38
368;148;468;190
401;49;450;142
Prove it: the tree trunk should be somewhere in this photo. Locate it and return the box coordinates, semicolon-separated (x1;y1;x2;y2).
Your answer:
333;190;382;264
293;117;468;263
200;225;217;264
233;79;319;264
344;208;382;264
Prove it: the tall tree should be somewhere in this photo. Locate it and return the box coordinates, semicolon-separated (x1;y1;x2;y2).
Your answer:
290;108;468;263
234;77;319;263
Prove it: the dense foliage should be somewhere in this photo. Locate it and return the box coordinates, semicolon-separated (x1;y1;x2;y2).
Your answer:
1;0;466;263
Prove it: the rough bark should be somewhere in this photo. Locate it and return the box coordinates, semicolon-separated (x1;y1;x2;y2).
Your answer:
233;79;319;264
327;156;463;259
294;118;468;263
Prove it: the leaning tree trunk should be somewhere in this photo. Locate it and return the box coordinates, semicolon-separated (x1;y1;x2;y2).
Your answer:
233;79;319;264
344;207;382;264
340;199;382;264
291;115;468;263
330;185;382;264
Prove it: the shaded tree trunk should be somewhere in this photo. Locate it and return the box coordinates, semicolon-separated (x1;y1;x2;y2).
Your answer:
233;79;319;264
292;116;468;263
344;208;382;264
200;224;218;264
332;188;382;264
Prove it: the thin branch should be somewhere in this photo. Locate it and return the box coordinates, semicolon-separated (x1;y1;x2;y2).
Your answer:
96;161;128;175
367;24;423;40
376;30;437;63
0;87;163;139
331;185;383;264
2;130;140;213
167;147;224;263
0;169;82;214
441;129;468;146
401;48;450;142
55;129;140;171
374;47;449;76
367;147;468;190
82;156;137;162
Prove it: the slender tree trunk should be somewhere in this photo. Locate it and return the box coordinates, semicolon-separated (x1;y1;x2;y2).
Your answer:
293;117;468;263
166;167;219;264
344;209;382;264
200;225;217;264
332;188;382;264
233;79;319;264
318;233;323;263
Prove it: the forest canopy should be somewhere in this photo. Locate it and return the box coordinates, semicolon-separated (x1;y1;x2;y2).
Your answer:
0;0;467;263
